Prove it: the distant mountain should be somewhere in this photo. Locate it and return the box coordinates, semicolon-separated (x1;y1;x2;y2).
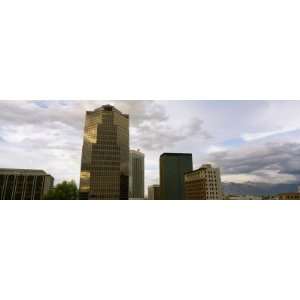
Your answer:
222;182;299;196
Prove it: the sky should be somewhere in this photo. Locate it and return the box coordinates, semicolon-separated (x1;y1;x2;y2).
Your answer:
0;100;300;191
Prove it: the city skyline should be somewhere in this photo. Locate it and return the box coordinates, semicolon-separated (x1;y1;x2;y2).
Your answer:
0;100;300;195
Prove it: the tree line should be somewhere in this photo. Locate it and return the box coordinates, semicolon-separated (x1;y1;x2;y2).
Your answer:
44;180;79;200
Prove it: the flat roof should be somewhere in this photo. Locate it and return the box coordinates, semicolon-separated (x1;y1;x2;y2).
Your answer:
160;153;192;157
130;149;144;155
0;168;50;176
90;105;129;119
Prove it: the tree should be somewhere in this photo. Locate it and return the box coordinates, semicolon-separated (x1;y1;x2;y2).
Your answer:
45;180;79;200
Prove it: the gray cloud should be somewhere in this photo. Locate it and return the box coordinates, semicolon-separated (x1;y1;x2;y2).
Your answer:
131;117;211;151
110;100;169;126
209;142;300;182
0;100;170;131
0;101;85;130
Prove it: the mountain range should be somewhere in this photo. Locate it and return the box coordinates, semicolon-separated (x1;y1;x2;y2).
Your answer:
222;181;299;196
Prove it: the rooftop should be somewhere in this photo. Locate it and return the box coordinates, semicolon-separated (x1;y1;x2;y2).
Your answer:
90;105;129;118
160;153;192;158
130;149;144;155
185;164;215;175
0;168;50;176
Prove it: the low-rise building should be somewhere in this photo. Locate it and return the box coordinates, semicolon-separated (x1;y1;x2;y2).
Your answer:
277;193;300;200
0;168;54;200
226;195;263;200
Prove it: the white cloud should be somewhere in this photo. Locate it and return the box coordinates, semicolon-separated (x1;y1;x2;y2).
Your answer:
207;145;227;153
241;125;300;142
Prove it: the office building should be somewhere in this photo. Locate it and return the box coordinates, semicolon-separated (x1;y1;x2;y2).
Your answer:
160;153;193;199
148;185;160;200
79;105;129;200
184;177;207;199
0;168;54;200
129;149;144;199
184;164;223;199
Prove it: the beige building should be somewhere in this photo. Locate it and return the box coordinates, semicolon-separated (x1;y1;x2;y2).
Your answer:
184;164;223;199
79;105;129;200
184;177;206;199
0;168;54;200
277;193;300;200
129;149;144;199
148;185;160;200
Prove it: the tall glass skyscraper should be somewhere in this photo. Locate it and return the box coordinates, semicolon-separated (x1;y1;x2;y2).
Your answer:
129;149;144;199
160;153;193;200
79;105;129;200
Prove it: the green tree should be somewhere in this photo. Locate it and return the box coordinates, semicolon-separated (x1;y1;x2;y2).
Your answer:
45;180;79;200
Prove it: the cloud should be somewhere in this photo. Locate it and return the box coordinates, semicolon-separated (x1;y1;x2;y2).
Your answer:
208;142;300;183
111;100;169;126
207;145;227;153
0;100;171;130
131;117;211;151
241;126;300;141
111;101;211;151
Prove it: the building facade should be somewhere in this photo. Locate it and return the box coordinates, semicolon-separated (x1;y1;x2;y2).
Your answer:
79;105;129;200
184;177;207;199
277;193;300;200
184;164;223;199
148;185;160;200
129;149;144;199
160;153;193;200
0;168;54;200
